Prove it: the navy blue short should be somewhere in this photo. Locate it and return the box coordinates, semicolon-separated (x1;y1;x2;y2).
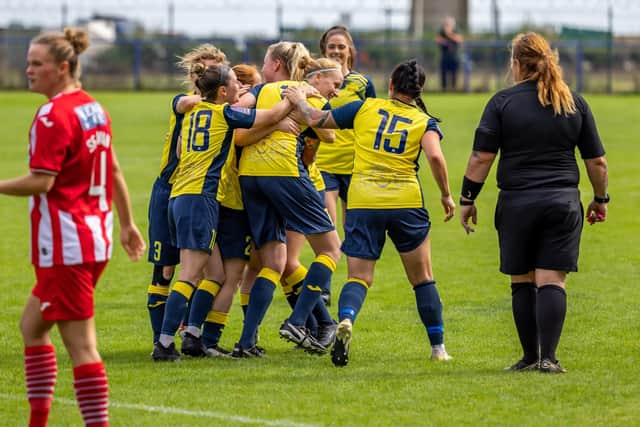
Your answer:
168;194;219;254
240;175;335;249
320;172;351;202
217;206;252;261
342;208;431;260
147;179;180;266
495;188;583;275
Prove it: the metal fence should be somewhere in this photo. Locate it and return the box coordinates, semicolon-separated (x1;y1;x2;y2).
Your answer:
2;35;639;93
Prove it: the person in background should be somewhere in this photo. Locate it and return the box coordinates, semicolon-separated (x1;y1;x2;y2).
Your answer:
435;16;463;91
459;32;608;373
0;28;145;426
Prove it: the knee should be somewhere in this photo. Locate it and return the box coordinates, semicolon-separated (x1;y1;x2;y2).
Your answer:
152;265;173;286
66;343;101;366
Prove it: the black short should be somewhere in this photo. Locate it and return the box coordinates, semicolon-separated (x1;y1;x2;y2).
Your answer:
495;188;583;275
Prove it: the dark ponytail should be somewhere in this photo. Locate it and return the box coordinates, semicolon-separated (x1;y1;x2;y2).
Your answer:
390;59;440;122
193;63;231;99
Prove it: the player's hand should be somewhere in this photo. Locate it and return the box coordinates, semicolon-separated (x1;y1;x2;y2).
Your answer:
296;84;322;99
586;200;607;225
283;86;306;105
460;204;477;234
441;195;455;222
238;83;253;97
120;224;146;261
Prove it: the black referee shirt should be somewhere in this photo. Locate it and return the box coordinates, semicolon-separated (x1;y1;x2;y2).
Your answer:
473;81;605;191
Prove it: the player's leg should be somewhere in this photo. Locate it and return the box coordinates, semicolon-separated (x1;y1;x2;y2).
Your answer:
387;208;450;361
20;294;56;427
331;257;375;367
181;245;225;357
147;179;179;345
202;257;245;356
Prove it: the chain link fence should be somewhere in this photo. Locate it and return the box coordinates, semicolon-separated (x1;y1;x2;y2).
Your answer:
2;35;638;93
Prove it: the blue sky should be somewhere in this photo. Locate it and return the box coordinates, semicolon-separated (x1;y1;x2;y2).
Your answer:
1;0;639;37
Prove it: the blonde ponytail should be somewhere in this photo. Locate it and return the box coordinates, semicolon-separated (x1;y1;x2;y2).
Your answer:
512;32;575;116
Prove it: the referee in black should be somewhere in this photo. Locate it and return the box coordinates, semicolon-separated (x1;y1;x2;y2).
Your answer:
459;32;609;373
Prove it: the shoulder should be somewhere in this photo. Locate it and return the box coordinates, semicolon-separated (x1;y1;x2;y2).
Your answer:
45;90;106;129
344;71;371;87
571;91;591;114
250;82;267;98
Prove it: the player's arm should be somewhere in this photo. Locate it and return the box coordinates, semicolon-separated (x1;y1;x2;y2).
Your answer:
234;92;257;109
252;98;293;128
235;117;300;147
112;149;146;261
421;130;455;222
284;86;339;129
312;127;334;143
175;95;202;114
0;172;55;196
584;156;608;224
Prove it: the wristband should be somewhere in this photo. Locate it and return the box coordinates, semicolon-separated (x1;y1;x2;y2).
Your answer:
459;199;474;206
594;193;610;204
461;176;484;200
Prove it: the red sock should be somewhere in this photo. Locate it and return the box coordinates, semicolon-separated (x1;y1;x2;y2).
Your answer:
73;362;109;427
24;344;57;427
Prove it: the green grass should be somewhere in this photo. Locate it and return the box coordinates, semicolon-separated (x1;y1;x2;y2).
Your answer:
0;91;638;427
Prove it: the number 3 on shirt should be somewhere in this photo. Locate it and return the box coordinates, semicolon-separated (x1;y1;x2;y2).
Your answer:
373;109;412;154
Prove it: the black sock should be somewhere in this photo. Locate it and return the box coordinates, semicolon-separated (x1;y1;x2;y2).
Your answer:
511;282;539;363
536;285;567;362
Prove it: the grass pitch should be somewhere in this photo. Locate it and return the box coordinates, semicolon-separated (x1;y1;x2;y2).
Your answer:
0;91;638;426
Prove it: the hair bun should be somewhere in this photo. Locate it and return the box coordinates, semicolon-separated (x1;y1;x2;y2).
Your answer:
63;27;89;54
191;62;207;77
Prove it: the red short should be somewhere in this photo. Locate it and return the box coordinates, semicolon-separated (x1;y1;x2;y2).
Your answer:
32;261;108;321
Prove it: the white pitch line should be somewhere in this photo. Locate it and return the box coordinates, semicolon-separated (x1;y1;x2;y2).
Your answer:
0;393;323;427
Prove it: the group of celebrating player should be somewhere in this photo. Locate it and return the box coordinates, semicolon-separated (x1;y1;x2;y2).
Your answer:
146;25;454;365
4;21;608;426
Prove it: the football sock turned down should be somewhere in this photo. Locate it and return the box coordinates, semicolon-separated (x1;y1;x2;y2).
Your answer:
413;280;444;346
288;255;336;326
185;280;222;337
202;310;228;348
337;278;369;323
147;284;170;344
239;268;280;348
159;280;196;347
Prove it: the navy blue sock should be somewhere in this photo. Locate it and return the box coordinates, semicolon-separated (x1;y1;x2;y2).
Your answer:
238;269;280;348
147;284;169;343
202;311;228;348
160;280;195;337
187;280;221;330
414;280;444;346
289;255;336;326
312;300;335;326
337;279;368;323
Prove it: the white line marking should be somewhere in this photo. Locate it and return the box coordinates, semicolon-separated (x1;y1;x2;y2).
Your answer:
0;393;322;427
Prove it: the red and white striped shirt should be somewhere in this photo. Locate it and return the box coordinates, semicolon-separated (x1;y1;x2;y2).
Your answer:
28;89;114;267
